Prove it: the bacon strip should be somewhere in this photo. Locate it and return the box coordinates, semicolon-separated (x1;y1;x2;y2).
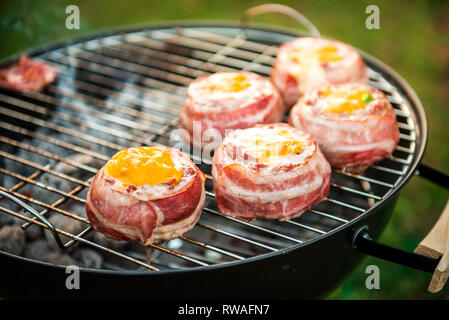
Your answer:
0;54;57;92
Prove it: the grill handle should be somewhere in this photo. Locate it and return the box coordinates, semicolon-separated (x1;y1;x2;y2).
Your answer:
353;162;449;293
415;163;449;189
353;226;440;273
240;4;321;37
0;190;65;249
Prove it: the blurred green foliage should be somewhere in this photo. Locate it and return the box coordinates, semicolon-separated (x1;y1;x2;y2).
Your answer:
0;0;448;299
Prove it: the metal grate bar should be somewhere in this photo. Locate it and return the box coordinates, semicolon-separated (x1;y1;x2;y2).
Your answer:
203;207;303;244
150;30;273;74
0;105;124;152
149;243;209;267
334;169;395;188
62;47;193;90
179;235;245;260
396;145;415;154
196;222;278;252
0;151;90;187
1;136;97;174
46;82;174;125
122;33;237;74
309;209;348;223
0;165;48;199
0;167;86;203
63;226;93;248
0;95;156;147
180;28;277;55
324;197;366;213
0;186;89;223
206;188;367;213
31;87;173;137
23;179;90;229
370;165;405;176
285;220;326;234
0;206;159;271
0;121;110;162
47;53;187;103
49;60;181;115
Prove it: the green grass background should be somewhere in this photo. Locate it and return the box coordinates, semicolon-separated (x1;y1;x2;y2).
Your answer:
1;0;448;299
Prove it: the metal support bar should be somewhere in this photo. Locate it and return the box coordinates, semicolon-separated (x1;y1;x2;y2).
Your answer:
353;226;440;274
416;163;449;189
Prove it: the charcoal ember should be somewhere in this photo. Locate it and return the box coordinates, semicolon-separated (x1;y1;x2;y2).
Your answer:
39;173;73;196
69;202;87;219
0;225;26;255
73;248;103;268
24;224;43;240
0;142;15;156
44;214;84;250
24;239;53;260
1;173;18;191
0;192;31;224
0;211;18;225
54;153;93;175
90;232;128;250
24;239;77;266
45;252;77;266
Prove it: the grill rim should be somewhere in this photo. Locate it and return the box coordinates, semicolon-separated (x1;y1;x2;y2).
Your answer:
0;22;427;275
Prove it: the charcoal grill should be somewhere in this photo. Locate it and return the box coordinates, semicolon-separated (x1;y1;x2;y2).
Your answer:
0;4;448;298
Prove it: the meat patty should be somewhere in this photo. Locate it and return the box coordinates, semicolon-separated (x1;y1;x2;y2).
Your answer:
212;123;331;221
0;54;57;92
289;82;399;170
271;37;367;108
180;71;284;149
86;146;206;246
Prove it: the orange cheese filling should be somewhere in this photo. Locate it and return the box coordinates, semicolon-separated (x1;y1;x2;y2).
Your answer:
289;45;342;63
245;129;305;163
105;147;183;187
201;74;251;93
320;88;371;114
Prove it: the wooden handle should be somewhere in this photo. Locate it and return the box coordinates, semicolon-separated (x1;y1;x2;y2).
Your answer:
415;200;449;258
414;199;449;292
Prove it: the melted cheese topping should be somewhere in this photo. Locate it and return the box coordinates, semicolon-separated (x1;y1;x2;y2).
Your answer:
244;129;305;163
289;45;342;64
200;74;251;93
320;88;371;114
286;45;343;95
105;147;183;187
